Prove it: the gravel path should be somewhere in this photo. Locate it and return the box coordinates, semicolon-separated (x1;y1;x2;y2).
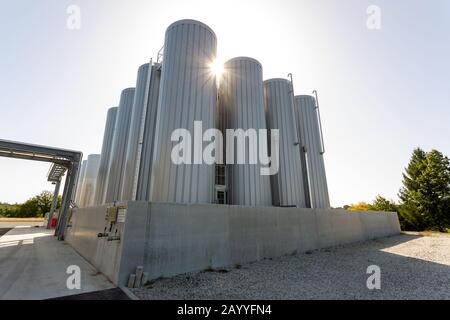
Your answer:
132;233;450;300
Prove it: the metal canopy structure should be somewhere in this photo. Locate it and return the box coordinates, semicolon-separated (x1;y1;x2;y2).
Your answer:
47;163;67;182
0;139;82;240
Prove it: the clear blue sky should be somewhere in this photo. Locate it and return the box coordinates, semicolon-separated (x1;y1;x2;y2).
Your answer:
0;0;449;206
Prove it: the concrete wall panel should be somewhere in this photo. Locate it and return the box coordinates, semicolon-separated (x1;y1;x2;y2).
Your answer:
66;202;401;286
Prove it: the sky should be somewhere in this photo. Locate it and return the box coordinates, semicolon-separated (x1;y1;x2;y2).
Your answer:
0;0;449;206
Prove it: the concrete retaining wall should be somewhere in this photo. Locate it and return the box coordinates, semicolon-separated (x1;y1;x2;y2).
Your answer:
65;202;401;286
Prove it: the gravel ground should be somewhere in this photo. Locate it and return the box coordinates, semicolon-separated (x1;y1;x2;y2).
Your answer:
132;233;450;300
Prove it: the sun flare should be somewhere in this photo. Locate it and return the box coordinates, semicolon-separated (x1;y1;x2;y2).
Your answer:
210;59;224;77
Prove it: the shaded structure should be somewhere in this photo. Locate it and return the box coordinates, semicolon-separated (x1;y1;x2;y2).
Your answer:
0;139;82;240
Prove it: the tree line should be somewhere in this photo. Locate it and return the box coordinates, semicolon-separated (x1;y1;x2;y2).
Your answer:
345;148;450;232
0;191;61;218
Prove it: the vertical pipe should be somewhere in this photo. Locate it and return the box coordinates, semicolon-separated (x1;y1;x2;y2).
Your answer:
46;179;61;229
56;154;81;240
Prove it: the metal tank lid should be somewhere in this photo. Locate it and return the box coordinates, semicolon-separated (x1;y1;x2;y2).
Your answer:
294;95;316;106
166;19;216;39
138;63;150;71
225;56;262;67
295;95;315;100
264;78;291;84
122;87;135;92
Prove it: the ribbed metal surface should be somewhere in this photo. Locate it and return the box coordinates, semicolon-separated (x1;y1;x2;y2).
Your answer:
294;95;330;208
264;79;306;207
74;160;87;205
135;65;161;201
121;63;151;201
220;57;272;206
150;19;217;203
93;107;118;205
104;88;135;203
79;154;100;207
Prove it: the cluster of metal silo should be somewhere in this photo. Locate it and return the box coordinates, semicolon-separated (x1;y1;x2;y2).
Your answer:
74;18;330;209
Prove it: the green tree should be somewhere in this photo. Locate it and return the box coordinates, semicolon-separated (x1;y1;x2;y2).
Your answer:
2;191;57;218
399;148;450;232
369;196;398;212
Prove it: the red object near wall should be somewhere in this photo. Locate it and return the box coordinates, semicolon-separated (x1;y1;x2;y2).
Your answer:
51;216;57;228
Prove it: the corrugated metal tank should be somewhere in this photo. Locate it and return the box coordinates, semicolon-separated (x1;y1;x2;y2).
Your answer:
93;107;118;205
150;19;217;203
120;63;151;201
264;79;306;207
104;88;135;203
74;160;87;205
79;154;100;207
220;57;272;206
135;64;161;201
294;95;330;208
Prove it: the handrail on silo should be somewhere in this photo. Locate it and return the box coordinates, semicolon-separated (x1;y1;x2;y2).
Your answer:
131;58;153;200
287;73;300;146
312;90;325;155
157;46;164;63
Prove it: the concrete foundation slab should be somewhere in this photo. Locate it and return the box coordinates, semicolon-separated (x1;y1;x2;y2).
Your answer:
0;227;114;300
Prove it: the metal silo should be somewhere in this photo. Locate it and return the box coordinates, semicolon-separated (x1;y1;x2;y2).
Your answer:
93;107;118;205
120;63;150;201
264;79;306;207
74;159;87;205
150;19;217;203
121;62;161;201
220;57;272;206
294;95;330;208
135;64;161;201
104;88;135;203
79;154;100;207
